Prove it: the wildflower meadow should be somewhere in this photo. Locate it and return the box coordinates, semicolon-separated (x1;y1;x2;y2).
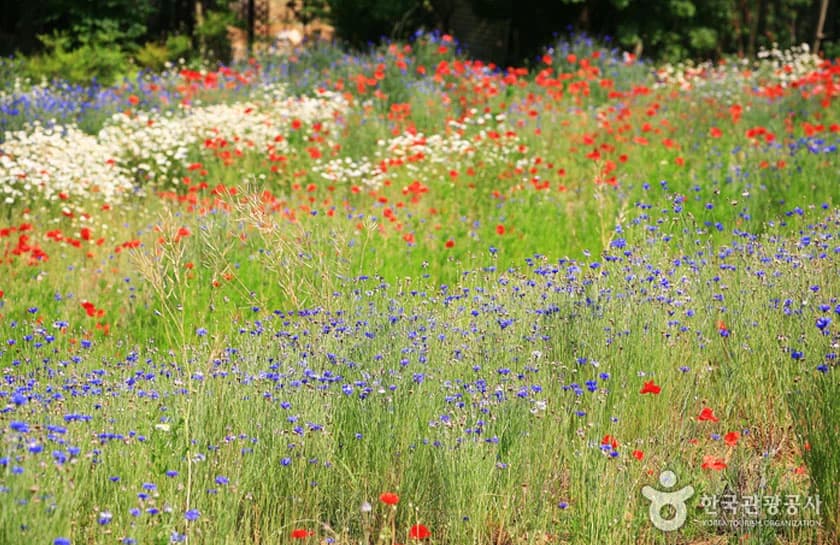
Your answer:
0;33;839;545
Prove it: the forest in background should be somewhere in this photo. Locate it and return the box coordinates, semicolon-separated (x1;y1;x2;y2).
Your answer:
0;0;838;84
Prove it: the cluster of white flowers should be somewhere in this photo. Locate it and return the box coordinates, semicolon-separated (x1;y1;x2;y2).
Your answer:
0;122;133;204
313;155;384;188
653;43;822;91
313;109;519;188
755;43;823;84
0;77;34;103
0;89;349;205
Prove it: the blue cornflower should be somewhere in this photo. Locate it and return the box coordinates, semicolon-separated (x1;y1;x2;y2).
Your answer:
184;509;200;521
10;421;29;433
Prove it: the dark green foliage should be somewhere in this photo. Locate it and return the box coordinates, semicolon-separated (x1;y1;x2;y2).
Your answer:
2;0;243;84
6;0;154;54
315;0;438;47
22;17;144;84
194;9;236;64
464;0;839;64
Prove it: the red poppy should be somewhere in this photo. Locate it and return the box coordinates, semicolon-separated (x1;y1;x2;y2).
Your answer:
724;431;739;447
698;407;719;422
444;239;454;248
701;455;727;471
632;450;644;461
409;524;431;539
81;301;104;318
379;492;399;505
640;380;661;395
290;528;313;539
601;435;618;449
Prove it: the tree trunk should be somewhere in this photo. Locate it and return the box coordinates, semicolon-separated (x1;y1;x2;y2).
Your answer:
195;1;205;57
814;0;829;54
733;2;744;56
247;0;256;56
742;0;755;57
756;0;768;50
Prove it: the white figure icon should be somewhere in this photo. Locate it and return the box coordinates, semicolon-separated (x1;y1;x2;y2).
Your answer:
641;470;695;532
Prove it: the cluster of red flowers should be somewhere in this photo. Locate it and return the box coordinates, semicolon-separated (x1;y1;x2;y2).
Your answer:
289;492;431;541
